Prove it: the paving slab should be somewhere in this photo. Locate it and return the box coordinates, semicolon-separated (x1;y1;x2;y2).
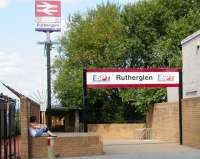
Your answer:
60;140;200;159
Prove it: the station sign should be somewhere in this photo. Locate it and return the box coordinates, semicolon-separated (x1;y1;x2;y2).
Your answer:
86;69;180;88
35;0;61;32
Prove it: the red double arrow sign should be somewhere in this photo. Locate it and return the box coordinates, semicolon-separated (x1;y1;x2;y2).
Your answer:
35;0;61;17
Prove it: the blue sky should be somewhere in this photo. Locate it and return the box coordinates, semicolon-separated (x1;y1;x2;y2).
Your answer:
0;0;136;110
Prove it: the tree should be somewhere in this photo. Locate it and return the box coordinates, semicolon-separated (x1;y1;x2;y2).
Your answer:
54;0;200;123
153;9;200;67
118;0;200;114
54;3;131;122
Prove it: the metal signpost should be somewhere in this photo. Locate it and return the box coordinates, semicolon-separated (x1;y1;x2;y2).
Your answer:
35;0;61;32
35;0;61;129
83;68;183;144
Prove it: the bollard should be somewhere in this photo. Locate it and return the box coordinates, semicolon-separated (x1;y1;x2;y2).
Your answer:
48;137;55;159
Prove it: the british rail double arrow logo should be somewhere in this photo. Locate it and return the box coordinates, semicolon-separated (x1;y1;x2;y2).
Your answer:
35;1;61;17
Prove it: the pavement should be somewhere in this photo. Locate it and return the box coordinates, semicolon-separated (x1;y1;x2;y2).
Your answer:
62;140;200;159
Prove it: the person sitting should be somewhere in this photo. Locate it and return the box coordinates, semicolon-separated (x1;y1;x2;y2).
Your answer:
29;116;55;137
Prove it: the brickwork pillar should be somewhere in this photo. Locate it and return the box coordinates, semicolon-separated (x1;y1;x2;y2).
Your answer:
20;97;30;159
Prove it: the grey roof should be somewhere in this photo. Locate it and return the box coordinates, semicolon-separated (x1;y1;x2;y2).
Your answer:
0;93;15;102
51;105;82;111
2;83;40;106
181;30;200;45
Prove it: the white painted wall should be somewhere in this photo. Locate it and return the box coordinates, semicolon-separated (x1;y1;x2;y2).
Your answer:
182;30;200;98
167;87;179;102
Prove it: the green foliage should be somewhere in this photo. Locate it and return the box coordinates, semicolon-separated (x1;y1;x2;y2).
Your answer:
54;4;124;110
54;0;200;122
120;88;166;114
153;9;200;67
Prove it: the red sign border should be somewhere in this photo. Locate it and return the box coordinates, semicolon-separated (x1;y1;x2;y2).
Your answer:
87;84;180;89
87;68;180;72
86;68;180;88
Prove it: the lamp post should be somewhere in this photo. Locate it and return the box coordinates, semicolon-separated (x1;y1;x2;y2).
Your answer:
35;0;61;129
37;32;59;129
46;31;52;129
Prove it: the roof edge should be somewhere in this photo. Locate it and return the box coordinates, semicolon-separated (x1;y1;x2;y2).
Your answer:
181;30;200;45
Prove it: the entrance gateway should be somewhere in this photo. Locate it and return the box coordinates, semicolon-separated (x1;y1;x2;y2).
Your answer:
82;68;183;144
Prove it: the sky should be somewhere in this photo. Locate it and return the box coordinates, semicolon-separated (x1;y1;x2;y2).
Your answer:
0;0;137;110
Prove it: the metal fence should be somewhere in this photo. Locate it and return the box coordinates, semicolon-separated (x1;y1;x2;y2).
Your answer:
136;128;155;140
0;94;20;159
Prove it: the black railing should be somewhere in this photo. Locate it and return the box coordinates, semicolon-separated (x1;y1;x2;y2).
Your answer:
0;94;20;159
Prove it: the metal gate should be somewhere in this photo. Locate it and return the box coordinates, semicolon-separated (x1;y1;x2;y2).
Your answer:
0;94;19;159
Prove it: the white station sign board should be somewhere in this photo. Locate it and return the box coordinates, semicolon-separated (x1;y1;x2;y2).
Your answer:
86;69;180;88
35;0;61;32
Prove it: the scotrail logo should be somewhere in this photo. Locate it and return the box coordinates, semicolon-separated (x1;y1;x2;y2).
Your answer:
93;75;111;82
158;74;175;82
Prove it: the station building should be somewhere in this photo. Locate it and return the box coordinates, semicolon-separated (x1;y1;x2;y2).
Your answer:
167;30;200;102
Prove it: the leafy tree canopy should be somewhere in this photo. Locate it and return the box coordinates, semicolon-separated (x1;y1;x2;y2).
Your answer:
53;0;200;123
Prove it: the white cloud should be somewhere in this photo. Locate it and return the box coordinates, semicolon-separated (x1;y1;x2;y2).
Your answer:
0;49;62;111
0;51;46;100
0;0;9;8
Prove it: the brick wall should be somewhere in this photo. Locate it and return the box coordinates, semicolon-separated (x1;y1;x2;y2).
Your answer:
30;137;47;158
30;133;103;158
20;97;41;159
88;123;145;140
20;97;30;159
30;102;40;123
20;96;103;159
147;102;179;142
183;97;200;148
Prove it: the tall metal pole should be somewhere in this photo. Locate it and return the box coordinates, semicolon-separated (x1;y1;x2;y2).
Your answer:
46;31;52;129
83;69;88;132
179;69;183;145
